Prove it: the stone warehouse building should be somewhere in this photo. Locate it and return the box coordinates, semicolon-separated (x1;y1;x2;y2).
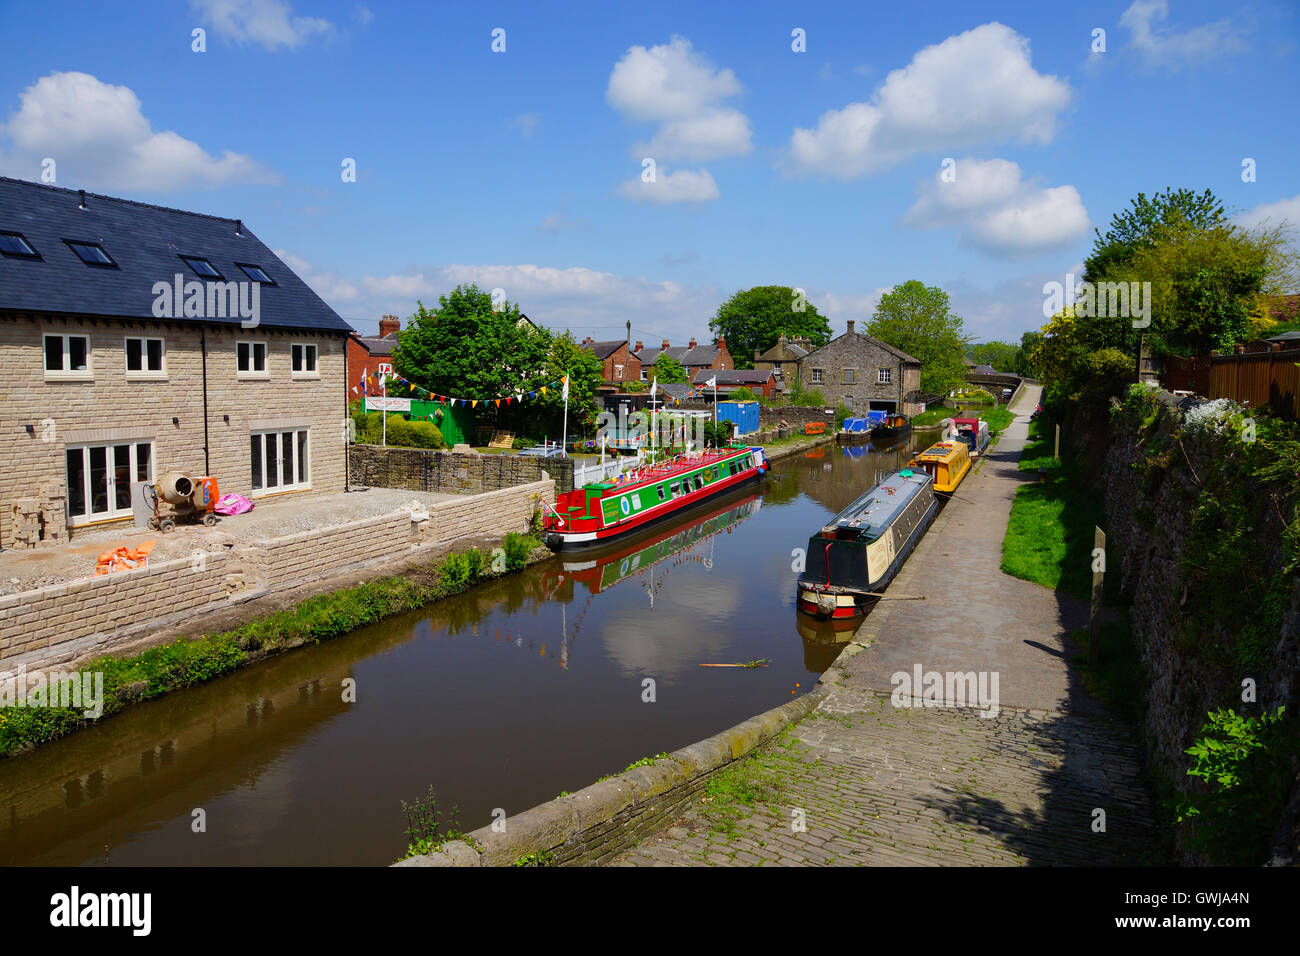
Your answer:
0;177;352;550
798;320;922;416
752;334;812;394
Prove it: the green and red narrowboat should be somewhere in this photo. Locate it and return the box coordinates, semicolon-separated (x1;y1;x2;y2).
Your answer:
542;445;768;550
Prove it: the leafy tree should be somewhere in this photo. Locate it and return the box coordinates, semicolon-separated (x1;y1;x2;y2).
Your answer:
867;281;970;396
709;286;832;369
393;284;553;400
1084;187;1226;284
968;341;1022;373
786;374;827;407
655;355;689;384
1018;330;1044;377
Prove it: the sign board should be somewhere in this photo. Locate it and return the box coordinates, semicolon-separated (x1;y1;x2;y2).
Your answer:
366;397;411;412
378;362;393;376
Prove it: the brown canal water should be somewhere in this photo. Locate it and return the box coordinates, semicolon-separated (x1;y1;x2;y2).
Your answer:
0;437;918;866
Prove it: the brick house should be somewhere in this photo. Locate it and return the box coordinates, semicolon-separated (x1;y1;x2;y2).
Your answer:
634;337;732;382
580;337;641;389
753;334;812;394
798;320;922;416
347;314;400;394
691;368;778;399
0;177;352;549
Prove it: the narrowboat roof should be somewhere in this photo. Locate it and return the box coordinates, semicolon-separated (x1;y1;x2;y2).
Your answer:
913;441;965;462
817;469;931;542
584;445;753;496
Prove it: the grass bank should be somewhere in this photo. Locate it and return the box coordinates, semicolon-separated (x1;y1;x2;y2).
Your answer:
0;531;544;759
1000;419;1112;602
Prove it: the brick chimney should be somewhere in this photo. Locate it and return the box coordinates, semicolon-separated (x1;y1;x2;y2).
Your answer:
634;340;643;352
378;315;400;337
688;337;697;349
846;320;855;335
717;336;726;350
661;338;670;349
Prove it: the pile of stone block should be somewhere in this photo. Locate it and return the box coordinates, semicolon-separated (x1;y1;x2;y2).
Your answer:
9;498;42;549
39;483;66;546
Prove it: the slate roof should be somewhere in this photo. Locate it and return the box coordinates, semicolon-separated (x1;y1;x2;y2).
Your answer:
0;177;351;333
584;339;627;359
802;330;920;365
353;332;398;355
637;344;723;367
692;369;773;386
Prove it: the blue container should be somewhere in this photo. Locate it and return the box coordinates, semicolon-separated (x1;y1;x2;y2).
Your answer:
716;401;760;436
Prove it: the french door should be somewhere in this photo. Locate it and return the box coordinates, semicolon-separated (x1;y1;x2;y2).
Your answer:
250;428;310;494
66;442;153;524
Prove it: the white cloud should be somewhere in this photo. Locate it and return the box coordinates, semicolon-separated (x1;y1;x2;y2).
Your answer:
190;0;334;50
0;71;279;191
785;22;1071;180
509;113;540;138
1233;194;1300;233
538;211;588;233
1119;0;1248;70
901;158;1090;259
280;255;724;343
617;167;719;205
607;36;751;163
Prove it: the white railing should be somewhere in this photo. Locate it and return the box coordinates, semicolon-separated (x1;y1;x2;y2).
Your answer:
573;448;645;488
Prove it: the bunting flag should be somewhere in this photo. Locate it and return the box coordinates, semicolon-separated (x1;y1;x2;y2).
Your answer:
352;370;571;409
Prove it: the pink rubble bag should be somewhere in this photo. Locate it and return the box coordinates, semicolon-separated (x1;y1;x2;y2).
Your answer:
214;493;254;516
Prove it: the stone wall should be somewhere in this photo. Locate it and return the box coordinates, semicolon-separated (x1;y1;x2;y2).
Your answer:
350;443;576;493
0;479;553;674
1097;393;1299;862
757;405;836;427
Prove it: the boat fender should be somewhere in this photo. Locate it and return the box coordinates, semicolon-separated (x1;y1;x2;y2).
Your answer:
816;593;837;616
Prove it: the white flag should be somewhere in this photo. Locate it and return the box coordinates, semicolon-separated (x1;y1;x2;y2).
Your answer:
561;375;569;400
705;375;717;388
650;376;658;397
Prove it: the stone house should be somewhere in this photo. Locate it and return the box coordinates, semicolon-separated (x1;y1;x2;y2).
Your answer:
753;334;812;394
634;337;732;382
797;320;922;416
0;177;352;549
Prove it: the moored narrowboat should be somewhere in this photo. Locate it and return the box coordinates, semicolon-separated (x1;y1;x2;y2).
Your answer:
950;416;991;456
796;468;937;621
907;440;971;494
870;413;912;443
541;444;767;550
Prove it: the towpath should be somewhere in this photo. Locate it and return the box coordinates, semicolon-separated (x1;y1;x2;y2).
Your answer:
611;385;1161;866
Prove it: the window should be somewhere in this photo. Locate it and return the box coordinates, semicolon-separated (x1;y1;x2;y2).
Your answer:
773;362;783;377
811;368;823;384
615;364;624;380
66;441;152;525
237;263;275;284
845;396;854;410
657;485;667;501
180;256;223;279
291;343;318;376
125;336;165;376
843;368;856;384
250;428;310;494
641;368;648;381
669;481;681;498
44;333;91;377
0;231;39;258
237;341;268;376
878;368;892;384
66;241;116;267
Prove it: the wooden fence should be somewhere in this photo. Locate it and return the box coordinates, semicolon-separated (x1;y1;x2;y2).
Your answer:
1166;344;1300;421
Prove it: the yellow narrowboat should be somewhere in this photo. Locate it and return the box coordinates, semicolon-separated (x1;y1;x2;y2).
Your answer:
907;440;971;494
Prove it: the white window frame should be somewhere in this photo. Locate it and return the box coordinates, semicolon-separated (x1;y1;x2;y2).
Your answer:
615;364;624;380
291;342;319;378
237;340;269;378
877;367;892;385
124;335;167;379
43;333;93;380
249;427;311;496
811;368;823;384
65;440;153;526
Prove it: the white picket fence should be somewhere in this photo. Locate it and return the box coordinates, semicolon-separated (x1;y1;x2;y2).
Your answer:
572;448;645;488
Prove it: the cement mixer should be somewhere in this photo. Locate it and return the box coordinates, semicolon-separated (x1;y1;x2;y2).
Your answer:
143;473;219;532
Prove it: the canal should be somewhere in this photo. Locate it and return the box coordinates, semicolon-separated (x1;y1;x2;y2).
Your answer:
0;436;920;866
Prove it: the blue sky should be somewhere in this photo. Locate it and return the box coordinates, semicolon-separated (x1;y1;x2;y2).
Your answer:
1;0;1296;345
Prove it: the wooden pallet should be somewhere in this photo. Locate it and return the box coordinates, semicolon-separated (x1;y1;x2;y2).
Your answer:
488;429;515;449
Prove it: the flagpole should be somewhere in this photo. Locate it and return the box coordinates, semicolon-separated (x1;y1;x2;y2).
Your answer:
561;374;569;459
382;372;387;447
